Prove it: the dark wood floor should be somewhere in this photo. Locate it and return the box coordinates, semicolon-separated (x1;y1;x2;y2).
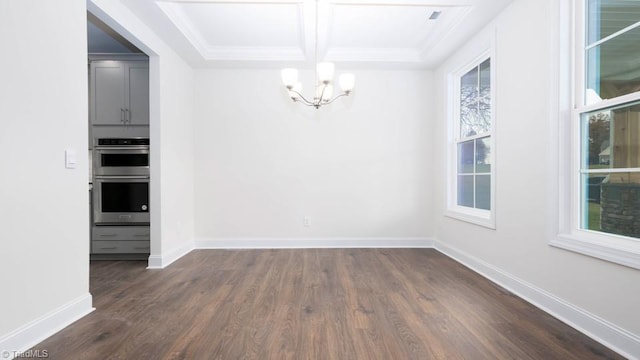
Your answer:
29;249;622;359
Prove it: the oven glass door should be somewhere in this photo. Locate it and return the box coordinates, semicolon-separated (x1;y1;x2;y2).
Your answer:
94;148;149;176
94;178;149;224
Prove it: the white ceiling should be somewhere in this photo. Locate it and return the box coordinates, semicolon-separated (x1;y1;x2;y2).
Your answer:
119;0;514;69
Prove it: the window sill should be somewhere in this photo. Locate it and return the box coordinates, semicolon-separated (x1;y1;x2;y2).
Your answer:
445;207;495;229
550;231;640;270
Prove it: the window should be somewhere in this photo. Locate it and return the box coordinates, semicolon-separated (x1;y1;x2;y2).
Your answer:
578;0;640;239
552;0;640;269
447;55;494;227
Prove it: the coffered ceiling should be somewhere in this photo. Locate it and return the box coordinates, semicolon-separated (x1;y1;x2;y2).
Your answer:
118;0;514;69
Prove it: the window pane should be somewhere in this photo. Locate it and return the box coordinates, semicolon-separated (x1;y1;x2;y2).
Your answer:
460;66;479;138
581;172;640;238
587;0;640;45
586;25;640;102
476;137;491;173
458;140;475;174
479;59;491;124
461;66;478;93
479;59;491;91
457;175;474;207
475;175;491;210
582;100;640;169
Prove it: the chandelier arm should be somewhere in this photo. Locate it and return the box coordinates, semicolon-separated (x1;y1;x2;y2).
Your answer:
322;92;349;105
288;89;316;106
318;83;327;104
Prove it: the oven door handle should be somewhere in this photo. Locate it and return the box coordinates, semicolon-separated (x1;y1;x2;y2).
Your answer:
94;146;149;151
94;175;150;180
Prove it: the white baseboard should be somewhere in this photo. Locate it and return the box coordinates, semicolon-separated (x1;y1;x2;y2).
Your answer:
434;240;640;360
0;293;94;360
147;241;195;269
195;237;434;249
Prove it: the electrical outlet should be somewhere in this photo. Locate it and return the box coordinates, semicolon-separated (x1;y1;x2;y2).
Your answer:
303;216;311;227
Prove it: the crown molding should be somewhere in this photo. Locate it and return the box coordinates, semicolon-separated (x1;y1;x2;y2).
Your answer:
202;46;306;61
325;47;422;63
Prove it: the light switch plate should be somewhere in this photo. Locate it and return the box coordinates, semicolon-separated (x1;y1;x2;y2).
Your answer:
65;149;77;169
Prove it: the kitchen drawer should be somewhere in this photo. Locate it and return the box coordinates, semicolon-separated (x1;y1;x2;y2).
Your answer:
92;226;150;241
92;240;150;254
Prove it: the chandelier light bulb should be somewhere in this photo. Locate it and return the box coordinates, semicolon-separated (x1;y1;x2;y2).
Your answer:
281;68;298;88
322;84;333;102
317;62;335;84
339;73;355;93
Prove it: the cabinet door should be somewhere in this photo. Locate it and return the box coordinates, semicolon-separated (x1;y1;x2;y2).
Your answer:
92;240;150;254
126;63;149;125
91;62;125;126
92;226;150;241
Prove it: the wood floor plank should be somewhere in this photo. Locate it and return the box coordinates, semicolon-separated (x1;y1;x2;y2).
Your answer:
24;249;624;360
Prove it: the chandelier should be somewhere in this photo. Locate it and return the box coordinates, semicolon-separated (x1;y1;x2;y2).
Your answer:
280;0;354;109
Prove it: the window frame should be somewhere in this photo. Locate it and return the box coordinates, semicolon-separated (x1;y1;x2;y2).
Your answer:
446;50;496;229
551;0;640;270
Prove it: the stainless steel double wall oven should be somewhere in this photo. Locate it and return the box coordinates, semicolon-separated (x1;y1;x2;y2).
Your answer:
93;138;150;225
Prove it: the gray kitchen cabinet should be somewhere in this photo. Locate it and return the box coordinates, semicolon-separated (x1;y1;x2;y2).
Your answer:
90;60;149;126
91;226;150;255
92;240;150;254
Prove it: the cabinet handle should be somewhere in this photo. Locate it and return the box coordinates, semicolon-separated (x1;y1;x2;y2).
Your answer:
133;247;150;250
134;233;150;237
99;234;118;237
100;246;117;250
120;108;125;122
125;108;130;123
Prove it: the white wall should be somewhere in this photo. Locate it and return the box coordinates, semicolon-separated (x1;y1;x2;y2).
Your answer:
193;69;433;247
433;0;640;354
88;0;196;266
0;0;91;347
154;53;195;262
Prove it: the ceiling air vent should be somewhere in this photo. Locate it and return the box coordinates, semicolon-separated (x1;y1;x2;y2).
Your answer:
429;11;442;20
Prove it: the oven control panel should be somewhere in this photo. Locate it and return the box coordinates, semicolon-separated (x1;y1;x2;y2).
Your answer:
98;138;149;146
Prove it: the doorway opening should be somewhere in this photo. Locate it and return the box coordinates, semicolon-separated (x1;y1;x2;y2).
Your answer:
87;11;153;263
